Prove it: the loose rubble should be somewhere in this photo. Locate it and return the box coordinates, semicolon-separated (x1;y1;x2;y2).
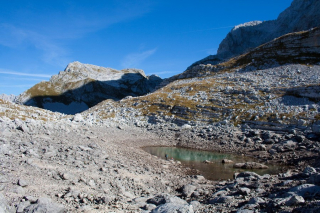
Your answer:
0;101;320;212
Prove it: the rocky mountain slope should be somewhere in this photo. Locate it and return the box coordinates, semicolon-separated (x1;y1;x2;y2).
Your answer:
189;0;320;68
166;26;320;82
16;61;162;115
78;27;320;165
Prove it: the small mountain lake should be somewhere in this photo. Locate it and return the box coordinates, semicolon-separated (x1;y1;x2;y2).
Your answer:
142;146;288;180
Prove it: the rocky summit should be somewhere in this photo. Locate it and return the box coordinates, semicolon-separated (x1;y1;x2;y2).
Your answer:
15;61;162;115
189;0;320;68
1;0;320;212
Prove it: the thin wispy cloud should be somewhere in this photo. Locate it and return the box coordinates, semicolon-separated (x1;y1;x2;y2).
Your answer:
0;1;153;67
149;70;180;76
0;69;52;78
0;23;70;66
0;24;27;48
180;25;235;34
122;48;157;68
34;36;70;66
2;76;49;81
0;84;35;88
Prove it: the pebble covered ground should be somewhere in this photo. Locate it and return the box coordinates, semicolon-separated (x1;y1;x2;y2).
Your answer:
1;105;320;212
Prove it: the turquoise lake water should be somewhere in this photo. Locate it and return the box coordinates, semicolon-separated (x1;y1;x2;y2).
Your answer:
142;146;287;180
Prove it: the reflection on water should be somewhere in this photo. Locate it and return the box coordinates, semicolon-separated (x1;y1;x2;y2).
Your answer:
142;146;287;180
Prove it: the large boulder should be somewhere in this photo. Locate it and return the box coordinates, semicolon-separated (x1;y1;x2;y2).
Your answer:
147;194;187;206
233;162;268;169
21;197;65;213
151;203;194;213
181;184;197;197
0;193;14;213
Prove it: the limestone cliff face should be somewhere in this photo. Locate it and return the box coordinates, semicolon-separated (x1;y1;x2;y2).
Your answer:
16;61;162;114
160;27;320;88
189;0;320;68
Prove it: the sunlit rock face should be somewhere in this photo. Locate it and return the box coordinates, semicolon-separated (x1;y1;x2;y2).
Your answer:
16;61;162;114
189;0;320;68
161;27;320;87
138;27;320;135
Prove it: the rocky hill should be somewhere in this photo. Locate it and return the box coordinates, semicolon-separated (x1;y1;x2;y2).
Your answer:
188;0;320;68
16;61;162;115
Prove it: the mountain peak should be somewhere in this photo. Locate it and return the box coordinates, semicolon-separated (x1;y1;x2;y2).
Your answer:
48;61;149;86
188;0;320;69
16;62;162;114
232;21;263;31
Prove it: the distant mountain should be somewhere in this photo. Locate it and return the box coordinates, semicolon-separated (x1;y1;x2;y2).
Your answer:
178;27;320;80
16;61;162;114
188;0;320;69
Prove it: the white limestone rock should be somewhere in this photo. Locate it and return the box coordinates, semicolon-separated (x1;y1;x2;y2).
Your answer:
0;193;14;213
0;94;16;103
72;114;84;122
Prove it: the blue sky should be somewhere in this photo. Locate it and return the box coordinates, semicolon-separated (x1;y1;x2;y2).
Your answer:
0;0;293;95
